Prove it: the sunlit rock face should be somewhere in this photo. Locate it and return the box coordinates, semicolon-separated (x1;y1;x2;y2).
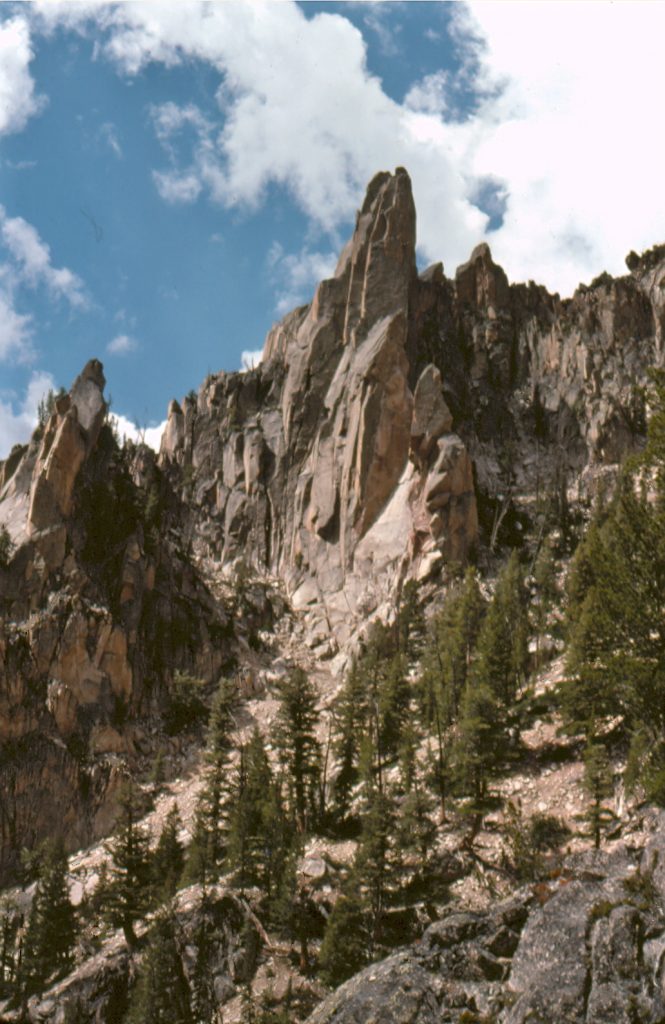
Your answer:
159;168;664;650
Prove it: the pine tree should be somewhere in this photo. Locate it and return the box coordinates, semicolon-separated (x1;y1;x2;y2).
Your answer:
126;910;193;1024
582;741;615;850
453;681;506;840
20;840;76;997
103;783;152;947
318;878;368;987
227;730;275;892
354;773;395;957
152;804;185;902
332;657;370;818
532;535;559;665
273;668;321;832
185;676;239;885
472;551;529;710
416;568;486;821
396;783;437;875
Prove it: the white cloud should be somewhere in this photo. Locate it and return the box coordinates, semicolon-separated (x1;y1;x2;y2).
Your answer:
0;288;33;363
240;349;263;372
30;1;665;297
0;16;45;137
268;243;338;314
450;1;665;293
99;120;122;158
153;169;202;204
0;207;86;308
109;413;166;452
0;371;55;459
404;72;449;117
106;334;137;356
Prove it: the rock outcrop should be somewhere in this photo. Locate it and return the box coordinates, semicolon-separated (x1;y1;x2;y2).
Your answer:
308;824;665;1024
0;367;233;879
1;166;664;875
156;168;665;654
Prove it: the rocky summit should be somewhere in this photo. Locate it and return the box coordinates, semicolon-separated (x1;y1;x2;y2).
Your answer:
1;168;665;1022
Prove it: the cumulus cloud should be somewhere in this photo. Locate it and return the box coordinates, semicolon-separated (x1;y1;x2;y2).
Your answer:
267;242;337;314
106;334;137;356
240;349;263;372
29;1;665;296
0;16;45;137
0;207;86;308
0;371;56;459
451;1;665;292
0;288;33;363
109;413;166;452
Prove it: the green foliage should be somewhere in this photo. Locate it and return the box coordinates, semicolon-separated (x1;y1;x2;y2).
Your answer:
453;680;506;836
582;741;615;849
227;729;290;896
502;802;570;881
318;879;368;987
20;839;76;997
36;387;65;428
103;783;152;946
152;804;185;902
273;667;321;832
125;910;193;1024
185;677;240;886
472;551;529;709
0;525;14;569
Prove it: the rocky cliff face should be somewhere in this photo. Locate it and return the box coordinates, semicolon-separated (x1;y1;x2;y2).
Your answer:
0;363;233;878
158;168;664;653
308;821;665;1024
1;167;665;1018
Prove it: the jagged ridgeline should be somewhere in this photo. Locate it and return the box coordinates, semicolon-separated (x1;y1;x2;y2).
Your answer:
1;168;665;1022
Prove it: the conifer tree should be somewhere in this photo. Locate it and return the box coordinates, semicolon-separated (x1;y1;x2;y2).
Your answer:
472;551;529;710
152;804;185;902
185;677;239;885
583;741;615;850
453;681;506;840
274;667;321;832
332;656;369;817
396;782;437;875
20;839;76;997
104;783;152;947
126;910;193;1024
318;878;368;987
532;535;559;665
417;568;485;819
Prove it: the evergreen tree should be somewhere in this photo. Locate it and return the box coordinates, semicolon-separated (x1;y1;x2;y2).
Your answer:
104;783;152;947
332;656;369;817
416;568;486;821
20;840;76;997
125;911;193;1024
185;677;239;885
318;878;368;987
532;535;559;665
152;804;185;902
396;783;437;875
274;668;321;832
453;681;506;840
354;772;396;956
582;741;615;850
472;551;529;710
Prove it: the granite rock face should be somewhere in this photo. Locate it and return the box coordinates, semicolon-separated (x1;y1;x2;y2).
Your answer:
158;168;665;652
0;166;664;873
0;367;231;878
308;833;665;1024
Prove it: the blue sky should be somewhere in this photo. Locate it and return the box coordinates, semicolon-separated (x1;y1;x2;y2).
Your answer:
1;1;664;456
